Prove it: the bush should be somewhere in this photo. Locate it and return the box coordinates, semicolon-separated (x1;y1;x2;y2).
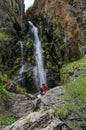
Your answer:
59;56;86;119
0;32;6;41
0;116;16;126
0;86;9;102
58;70;86;120
0;72;8;85
60;55;86;83
63;73;86;110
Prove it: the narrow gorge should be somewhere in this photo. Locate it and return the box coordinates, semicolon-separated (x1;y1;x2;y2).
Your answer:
0;0;86;130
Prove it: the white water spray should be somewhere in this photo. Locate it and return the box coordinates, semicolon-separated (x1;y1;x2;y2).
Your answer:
29;21;46;89
20;41;24;66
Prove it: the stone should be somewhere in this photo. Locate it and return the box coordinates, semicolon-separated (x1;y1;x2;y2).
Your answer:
40;86;63;110
0;93;36;118
2;109;69;130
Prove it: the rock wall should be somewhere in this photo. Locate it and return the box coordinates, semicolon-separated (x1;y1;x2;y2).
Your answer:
0;93;36;118
0;0;86;89
0;0;26;37
0;0;27;73
25;0;86;87
27;0;85;62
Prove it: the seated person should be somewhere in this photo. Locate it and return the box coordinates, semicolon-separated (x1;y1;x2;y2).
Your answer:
40;83;48;95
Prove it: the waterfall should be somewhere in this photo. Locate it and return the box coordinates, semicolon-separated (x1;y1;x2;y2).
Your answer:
19;41;24;85
29;21;46;89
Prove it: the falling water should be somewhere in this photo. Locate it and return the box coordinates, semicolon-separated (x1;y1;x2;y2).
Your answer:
19;41;24;85
29;21;46;89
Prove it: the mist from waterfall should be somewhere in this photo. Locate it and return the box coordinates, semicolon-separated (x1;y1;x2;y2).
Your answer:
29;21;46;89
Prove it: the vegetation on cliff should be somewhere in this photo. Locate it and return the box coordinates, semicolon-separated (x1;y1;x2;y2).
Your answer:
0;32;6;41
0;116;16;126
57;55;86;128
0;72;9;102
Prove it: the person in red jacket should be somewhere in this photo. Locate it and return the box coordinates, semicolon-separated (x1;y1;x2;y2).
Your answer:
40;83;48;95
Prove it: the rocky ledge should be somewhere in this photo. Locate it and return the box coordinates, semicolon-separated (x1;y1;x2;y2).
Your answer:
1;86;86;130
3;109;69;130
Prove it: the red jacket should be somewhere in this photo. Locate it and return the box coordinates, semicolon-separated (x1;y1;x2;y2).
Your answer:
41;85;48;94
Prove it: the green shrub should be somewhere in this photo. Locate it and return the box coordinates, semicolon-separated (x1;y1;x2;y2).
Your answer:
68;120;79;129
0;72;8;85
55;105;69;119
0;86;9;102
0;32;6;41
60;55;86;82
59;56;86;119
0;116;16;126
64;73;86;109
58;72;86;120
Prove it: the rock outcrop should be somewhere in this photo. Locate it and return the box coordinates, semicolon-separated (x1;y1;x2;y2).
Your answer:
0;87;63;118
3;109;70;130
0;0;26;37
1;87;66;130
0;93;35;118
40;86;63;110
25;0;86;87
0;0;27;73
1;86;86;130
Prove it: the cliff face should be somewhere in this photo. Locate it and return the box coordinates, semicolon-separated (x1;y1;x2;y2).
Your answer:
27;0;86;62
0;0;27;72
0;0;86;89
0;0;26;38
25;0;86;87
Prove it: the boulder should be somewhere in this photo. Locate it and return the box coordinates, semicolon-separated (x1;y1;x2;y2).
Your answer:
2;109;69;130
0;93;36;118
40;86;63;110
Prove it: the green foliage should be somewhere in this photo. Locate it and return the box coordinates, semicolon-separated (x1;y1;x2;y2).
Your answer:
0;86;9;102
82;114;86;120
27;6;33;11
0;73;9;102
63;73;86;109
0;32;6;41
15;57;21;64
68;120;79;129
0;116;16;126
60;55;86;82
27;41;33;48
0;72;8;85
59;69;86;119
59;56;86;120
46;61;52;69
54;106;69;119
